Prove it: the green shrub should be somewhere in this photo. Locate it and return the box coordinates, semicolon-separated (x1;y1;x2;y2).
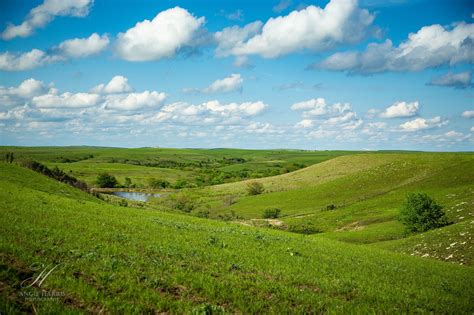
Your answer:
196;210;210;218
169;194;195;212
222;195;237;206
148;178;170;189
96;173;118;188
289;222;322;235
399;192;450;233
263;208;281;219
174;179;188;189
3;152;14;163
124;177;132;188
247;181;264;195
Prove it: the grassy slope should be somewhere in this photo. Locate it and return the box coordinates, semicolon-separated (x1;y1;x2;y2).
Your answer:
1;162;473;313
185;153;473;263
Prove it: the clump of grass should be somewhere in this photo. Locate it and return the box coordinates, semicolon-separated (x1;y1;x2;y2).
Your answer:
247;181;264;195
263;208;281;219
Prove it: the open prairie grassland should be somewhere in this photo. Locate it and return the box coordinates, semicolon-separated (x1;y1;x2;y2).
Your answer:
1;147;473;313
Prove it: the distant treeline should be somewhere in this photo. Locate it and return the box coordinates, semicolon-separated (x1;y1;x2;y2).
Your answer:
108;156;247;170
22;160;91;194
107;156;306;187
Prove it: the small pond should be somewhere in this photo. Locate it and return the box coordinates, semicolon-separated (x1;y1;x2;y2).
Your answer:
110;191;162;202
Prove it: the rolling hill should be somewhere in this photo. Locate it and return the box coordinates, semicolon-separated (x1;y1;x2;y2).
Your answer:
1;161;473;313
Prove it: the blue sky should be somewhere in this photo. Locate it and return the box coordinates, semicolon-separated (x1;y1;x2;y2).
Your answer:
0;0;473;150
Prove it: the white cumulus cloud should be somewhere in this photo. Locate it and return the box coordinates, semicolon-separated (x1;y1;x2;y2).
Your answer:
56;33;109;58
32;92;101;108
104;91;166;111
0;78;48;107
399;116;447;132
295;119;314;129
91;75;132;94
1;0;93;40
191;74;244;94
0;49;59;71
317;22;474;73
0;33;109;71
379;101;419;118
462;110;474;118
115;7;205;61
215;0;375;59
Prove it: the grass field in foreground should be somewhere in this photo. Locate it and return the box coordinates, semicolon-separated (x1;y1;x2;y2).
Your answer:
1;162;473;313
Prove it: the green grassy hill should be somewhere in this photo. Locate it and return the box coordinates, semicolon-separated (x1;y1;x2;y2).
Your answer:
1;162;473;313
177;153;473;264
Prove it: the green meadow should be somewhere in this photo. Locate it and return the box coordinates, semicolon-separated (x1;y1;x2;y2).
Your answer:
0;147;473;313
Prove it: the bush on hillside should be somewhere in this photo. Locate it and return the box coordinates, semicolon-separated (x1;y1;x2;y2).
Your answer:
263;208;281;219
124;177;133;188
3;152;14;163
399;192;450;233
222;195;237;206
288;222;321;235
96;173;118;188
22;160;89;192
247;181;264;195
148;178;170;189
174;179;188;189
162;193;196;213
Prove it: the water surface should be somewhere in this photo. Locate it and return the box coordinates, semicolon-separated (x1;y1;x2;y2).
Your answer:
110;191;161;202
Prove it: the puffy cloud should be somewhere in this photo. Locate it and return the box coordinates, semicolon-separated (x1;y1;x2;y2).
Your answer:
1;78;46;98
56;33;109;58
379;101;419;118
317;22;474;73
1;76;166;112
215;0;375;59
32;92;101;108
202;74;243;93
91;75;132;94
150;100;267;125
115;7;205;61
185;74;243;94
418;130;471;144
215;22;263;57
246;122;283;134
428;71;472;89
445;130;463;138
0;105;32;121
291;98;352;118
0;49;58;71
104;91;166;110
291;97;327;112
1;0;93;40
0;33;108;71
399;116;447;132
295;119;313;129
462;110;474;118
0;78;48;107
292;97;362;134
